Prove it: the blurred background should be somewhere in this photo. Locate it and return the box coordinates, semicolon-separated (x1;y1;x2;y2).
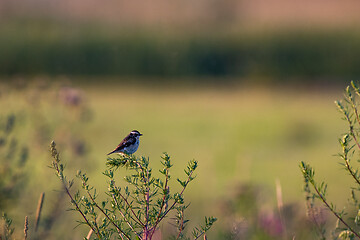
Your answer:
0;0;359;239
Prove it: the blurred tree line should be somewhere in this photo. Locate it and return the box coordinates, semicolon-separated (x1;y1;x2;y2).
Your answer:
0;20;359;82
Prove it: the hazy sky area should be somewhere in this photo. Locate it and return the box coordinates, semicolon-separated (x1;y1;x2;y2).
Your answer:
1;0;360;29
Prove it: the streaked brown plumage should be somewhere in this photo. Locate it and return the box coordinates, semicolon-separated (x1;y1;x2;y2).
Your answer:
107;130;143;155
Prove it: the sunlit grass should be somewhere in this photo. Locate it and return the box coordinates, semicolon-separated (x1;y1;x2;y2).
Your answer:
76;84;346;204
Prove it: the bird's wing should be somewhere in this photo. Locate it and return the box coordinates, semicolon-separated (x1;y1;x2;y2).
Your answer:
119;135;136;148
108;135;136;154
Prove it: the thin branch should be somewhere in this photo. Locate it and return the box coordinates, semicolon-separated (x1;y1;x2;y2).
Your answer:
85;190;131;240
112;193;142;239
116;228;125;240
311;181;360;239
114;184;145;227
50;141;100;238
350;127;360;150
59;172;99;238
91;215;101;239
194;233;206;240
152;167;195;233
347;84;360;127
194;232;207;240
63;185;99;238
344;156;360;186
149;169;170;239
343;109;360;150
144;165;151;240
352;102;360;127
175;210;185;240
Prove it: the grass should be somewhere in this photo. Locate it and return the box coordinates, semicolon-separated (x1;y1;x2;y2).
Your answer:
0;80;351;239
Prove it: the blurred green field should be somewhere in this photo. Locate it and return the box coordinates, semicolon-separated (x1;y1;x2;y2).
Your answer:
0;80;354;239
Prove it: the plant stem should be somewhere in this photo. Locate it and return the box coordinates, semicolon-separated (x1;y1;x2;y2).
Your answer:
64;186;99;238
343;111;360;150
112;194;142;239
85;190;131;240
175;210;185;240
54;164;99;238
143;166;150;240
311;180;360;238
149;169;170;239
344;157;360;186
152;168;195;233
116;187;145;227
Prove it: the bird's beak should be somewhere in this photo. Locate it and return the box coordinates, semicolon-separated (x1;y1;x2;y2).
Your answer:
140;133;143;136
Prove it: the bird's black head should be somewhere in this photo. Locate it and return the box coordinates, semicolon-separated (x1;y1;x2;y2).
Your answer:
131;130;143;137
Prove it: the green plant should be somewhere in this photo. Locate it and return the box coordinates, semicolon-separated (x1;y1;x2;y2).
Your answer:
49;141;216;240
300;81;360;239
1;213;14;239
0;114;28;210
0;82;94;239
0;213;29;240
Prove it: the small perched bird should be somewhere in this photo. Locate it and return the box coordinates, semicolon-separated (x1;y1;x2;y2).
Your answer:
107;130;143;155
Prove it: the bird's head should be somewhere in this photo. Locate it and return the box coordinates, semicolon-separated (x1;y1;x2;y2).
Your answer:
131;130;143;138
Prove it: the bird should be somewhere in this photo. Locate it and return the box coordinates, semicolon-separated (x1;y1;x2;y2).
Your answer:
107;130;143;155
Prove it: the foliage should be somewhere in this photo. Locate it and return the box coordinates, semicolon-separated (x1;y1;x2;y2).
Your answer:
0;213;30;240
0;82;95;239
300;81;360;239
49;141;216;239
1;213;14;240
1;21;360;79
0;114;28;210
